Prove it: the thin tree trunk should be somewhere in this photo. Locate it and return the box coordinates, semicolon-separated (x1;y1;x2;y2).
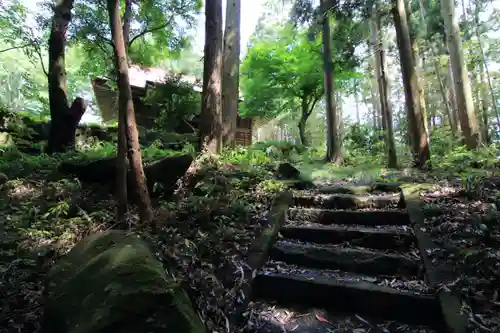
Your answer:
370;10;397;168
320;2;341;164
447;58;460;132
200;0;223;153
392;0;430;168
370;59;381;130
442;0;481;148
337;92;344;151
434;61;456;135
116;105;128;223
417;0;454;135
476;69;490;142
47;0;87;153
222;0;241;147
380;37;398;168
107;0;153;225
354;82;361;124
122;0;132;48
411;42;430;136
370;60;381;131
472;2;500;132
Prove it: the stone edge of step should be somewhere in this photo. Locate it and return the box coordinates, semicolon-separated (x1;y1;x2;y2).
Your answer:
402;184;469;333
229;191;294;327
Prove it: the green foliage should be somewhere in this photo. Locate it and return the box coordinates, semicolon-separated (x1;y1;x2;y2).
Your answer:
252;140;305;155
432;144;500;174
241;18;359;146
220;147;274;168
0;140;182;178
143;75;201;131
342;125;385;166
0;0;48;70
241;24;324;120
256;179;289;194
71;0;202;76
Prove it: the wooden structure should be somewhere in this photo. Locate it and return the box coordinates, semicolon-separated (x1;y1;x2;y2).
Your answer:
91;65;253;146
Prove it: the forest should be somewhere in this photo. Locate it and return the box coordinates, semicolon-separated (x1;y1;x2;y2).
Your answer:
0;0;499;332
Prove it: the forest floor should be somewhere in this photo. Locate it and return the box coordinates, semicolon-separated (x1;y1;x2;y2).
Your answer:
0;150;287;332
0;149;499;333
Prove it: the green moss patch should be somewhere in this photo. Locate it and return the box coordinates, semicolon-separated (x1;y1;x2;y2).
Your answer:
42;230;205;333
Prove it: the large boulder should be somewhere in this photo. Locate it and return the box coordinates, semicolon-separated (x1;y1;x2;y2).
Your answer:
59;154;193;198
41;230;205;333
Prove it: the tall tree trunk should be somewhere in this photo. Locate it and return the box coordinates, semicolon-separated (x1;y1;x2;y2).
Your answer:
354;82;361;124
297;119;307;146
222;0;241;148
320;2;341;164
47;0;87;154
380;35;398;168
297;96;318;146
370;58;381;130
392;0;430;168
411;42;430;136
107;0;153;225
122;0;132;48
395;83;408;144
416;0;454;135
441;0;481;148
435;61;456;135
447;58;460;132
476;70;490;142
370;10;397;168
200;0;223;154
336;91;344;151
473;1;500;133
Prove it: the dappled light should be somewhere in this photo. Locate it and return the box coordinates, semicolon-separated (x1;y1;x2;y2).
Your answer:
1;0;500;332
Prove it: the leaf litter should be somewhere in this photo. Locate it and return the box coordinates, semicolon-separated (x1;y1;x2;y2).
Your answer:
260;260;431;294
420;176;500;332
0;155;284;333
242;301;437;333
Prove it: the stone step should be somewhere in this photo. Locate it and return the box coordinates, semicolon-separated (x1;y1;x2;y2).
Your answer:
287;208;410;226
247;302;439;333
280;223;416;250
252;270;444;328
293;193;403;210
270;241;420;278
316;182;403;195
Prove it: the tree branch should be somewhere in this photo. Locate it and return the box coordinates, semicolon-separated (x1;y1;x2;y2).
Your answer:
0;43;32;53
34;46;48;77
309;95;321;115
128;17;174;48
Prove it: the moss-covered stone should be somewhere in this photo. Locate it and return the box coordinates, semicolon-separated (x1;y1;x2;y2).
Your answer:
41;230;205;333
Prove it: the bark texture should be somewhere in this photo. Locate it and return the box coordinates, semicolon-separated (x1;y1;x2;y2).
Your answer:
446;59;460;133
320;0;341;164
107;0;153;225
200;0;223;154
47;0;87;154
441;0;481;148
392;0;430;168
370;11;397;168
222;0;241;147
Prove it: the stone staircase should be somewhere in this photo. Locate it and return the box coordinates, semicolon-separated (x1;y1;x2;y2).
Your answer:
248;184;448;332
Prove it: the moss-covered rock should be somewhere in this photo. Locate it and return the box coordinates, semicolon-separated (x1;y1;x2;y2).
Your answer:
41;230;205;333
